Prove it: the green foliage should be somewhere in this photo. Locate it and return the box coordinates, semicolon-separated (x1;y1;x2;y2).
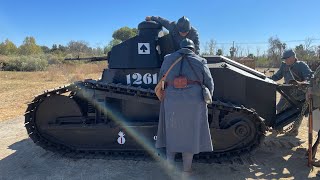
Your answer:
267;36;286;67
104;39;122;54
294;44;317;61
92;47;104;56
203;39;216;55
19;37;42;55
50;44;67;57
3;56;48;71
216;49;223;56
41;45;50;54
112;26;137;41
67;40;92;56
229;47;236;58
256;56;270;67
0;39;18;55
46;54;64;65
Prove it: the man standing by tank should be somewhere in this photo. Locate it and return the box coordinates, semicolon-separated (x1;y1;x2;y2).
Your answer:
270;49;312;135
145;16;200;55
155;38;214;174
306;65;320;166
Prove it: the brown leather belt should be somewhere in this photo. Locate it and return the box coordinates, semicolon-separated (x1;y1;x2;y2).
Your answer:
166;80;201;86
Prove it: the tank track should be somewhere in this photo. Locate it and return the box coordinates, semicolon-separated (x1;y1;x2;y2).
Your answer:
25;80;266;163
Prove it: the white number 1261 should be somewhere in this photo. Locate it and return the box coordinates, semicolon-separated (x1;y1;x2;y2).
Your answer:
126;73;158;85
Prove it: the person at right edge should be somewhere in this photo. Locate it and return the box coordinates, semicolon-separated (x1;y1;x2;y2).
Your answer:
155;38;214;175
269;49;312;136
306;65;320;166
145;16;200;55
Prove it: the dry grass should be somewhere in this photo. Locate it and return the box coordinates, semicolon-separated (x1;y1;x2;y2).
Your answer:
0;63;105;122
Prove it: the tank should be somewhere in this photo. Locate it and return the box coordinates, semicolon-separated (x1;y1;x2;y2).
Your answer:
25;21;308;161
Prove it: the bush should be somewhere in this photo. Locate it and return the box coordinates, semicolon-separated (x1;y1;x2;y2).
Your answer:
256;57;271;68
46;54;63;65
3;56;48;71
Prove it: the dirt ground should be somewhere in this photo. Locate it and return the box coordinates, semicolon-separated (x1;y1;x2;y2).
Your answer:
0;116;320;180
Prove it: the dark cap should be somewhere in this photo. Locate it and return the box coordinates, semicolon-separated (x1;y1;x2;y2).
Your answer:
177;16;191;33
180;38;195;49
281;49;296;59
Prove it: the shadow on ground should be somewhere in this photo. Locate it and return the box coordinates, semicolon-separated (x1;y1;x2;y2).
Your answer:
0;137;318;179
0;118;319;180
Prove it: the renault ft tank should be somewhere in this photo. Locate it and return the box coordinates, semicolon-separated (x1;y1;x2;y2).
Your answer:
25;21;308;161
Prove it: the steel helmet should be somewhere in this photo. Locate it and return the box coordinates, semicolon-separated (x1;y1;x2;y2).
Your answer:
281;49;296;59
177;16;191;33
180;38;195;49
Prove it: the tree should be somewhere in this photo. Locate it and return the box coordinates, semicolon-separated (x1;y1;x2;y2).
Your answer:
295;42;316;61
0;39;18;55
216;49;223;56
112;26;137;41
58;44;67;52
256;46;261;57
235;45;243;57
248;53;254;59
92;47;104;56
19;36;42;55
267;36;285;67
230;46;236;59
40;45;50;54
132;28;138;35
202;39;216;55
317;45;320;59
104;39;122;54
295;44;306;59
51;44;58;52
67;40;92;56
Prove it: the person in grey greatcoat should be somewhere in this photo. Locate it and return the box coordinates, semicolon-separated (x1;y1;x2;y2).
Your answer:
155;38;214;173
269;49;312;135
306;65;320;166
145;16;200;55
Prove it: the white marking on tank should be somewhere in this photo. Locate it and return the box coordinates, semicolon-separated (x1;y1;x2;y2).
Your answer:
138;43;150;54
153;136;157;140
117;131;126;145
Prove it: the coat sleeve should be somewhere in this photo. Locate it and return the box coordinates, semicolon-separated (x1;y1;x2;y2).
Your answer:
311;82;320;96
191;29;200;55
201;59;214;95
311;66;320;96
151;16;173;31
299;61;313;81
270;62;284;81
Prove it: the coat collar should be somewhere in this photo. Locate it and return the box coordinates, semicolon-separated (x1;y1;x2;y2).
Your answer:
176;48;195;55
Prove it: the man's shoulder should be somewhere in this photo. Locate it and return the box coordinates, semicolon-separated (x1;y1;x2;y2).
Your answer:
190;26;198;32
188;54;207;65
296;60;308;65
278;61;286;68
188;27;199;36
295;60;311;69
195;55;207;64
164;52;180;60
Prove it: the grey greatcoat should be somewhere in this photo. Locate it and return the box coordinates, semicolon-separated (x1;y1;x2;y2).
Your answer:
270;61;312;84
311;65;320;108
270;60;312;111
155;48;214;154
150;16;200;55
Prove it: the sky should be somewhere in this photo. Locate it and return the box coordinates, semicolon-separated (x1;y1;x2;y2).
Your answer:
0;0;319;55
